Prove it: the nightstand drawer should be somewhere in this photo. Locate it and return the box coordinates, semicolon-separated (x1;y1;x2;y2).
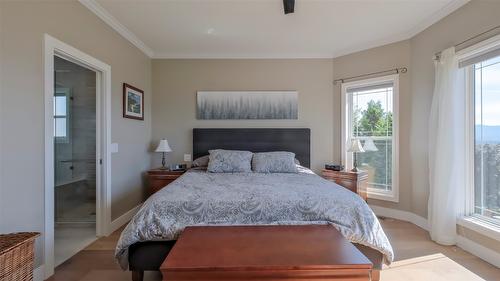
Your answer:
149;178;176;194
322;169;368;201
147;169;186;196
334;179;357;193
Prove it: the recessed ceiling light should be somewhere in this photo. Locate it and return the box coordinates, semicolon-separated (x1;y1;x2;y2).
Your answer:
206;28;215;35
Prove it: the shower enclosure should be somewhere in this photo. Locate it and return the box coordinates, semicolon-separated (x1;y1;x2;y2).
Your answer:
54;56;97;224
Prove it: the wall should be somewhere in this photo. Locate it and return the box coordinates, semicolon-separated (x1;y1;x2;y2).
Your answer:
410;0;500;219
0;0;152;268
332;40;412;212
410;0;500;253
151;59;334;172
331;0;500;253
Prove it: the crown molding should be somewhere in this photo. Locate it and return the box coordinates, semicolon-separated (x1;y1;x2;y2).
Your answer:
78;0;154;58
79;0;469;60
151;53;335;59
406;0;471;39
331;0;470;59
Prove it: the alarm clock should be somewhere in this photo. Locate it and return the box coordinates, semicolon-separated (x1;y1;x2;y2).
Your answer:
325;164;344;171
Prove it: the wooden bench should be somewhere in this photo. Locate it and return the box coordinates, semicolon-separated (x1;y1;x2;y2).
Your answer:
161;225;374;281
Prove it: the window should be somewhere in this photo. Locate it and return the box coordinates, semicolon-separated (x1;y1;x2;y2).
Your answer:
54;89;70;143
342;75;399;202
466;54;500;224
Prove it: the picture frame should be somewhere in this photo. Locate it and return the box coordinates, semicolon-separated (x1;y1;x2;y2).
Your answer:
196;91;298;120
123;83;144;120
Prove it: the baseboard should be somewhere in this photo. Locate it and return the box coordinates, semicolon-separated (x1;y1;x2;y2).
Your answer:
369;204;429;231
369;205;500;268
109;204;142;234
33;265;45;281
457;235;500;268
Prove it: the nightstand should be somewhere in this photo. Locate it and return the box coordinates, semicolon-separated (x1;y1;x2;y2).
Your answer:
321;169;368;201
147;169;186;195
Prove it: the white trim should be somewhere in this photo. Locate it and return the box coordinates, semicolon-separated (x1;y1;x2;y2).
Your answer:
44;34;112;278
462;36;500;224
457;235;500;268
456;33;500;63
78;0;468;59
406;0;470;40
341;74;399;203
370;205;500;267
109;204;142;234
458;216;500;242
152;53;337;59
78;0;154;58
33;265;45;281
464;66;475;218
369;205;429;231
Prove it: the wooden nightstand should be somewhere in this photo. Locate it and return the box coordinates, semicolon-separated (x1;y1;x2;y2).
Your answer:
321;169;368;201
147;169;186;195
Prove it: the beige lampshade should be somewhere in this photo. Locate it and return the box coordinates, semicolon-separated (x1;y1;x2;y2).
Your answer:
155;139;172;153
347;139;365;153
363;138;378;151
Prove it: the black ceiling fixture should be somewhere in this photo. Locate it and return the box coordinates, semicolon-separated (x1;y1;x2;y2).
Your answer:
283;0;295;14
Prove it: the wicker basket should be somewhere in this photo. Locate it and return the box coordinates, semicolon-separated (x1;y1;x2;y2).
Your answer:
0;232;40;281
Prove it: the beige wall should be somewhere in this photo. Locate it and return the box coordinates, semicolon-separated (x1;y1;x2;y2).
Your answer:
0;0;152;267
332;40;412;212
409;0;500;219
330;0;500;252
151;59;334;172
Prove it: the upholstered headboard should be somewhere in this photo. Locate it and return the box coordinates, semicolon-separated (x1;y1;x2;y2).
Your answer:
192;128;311;168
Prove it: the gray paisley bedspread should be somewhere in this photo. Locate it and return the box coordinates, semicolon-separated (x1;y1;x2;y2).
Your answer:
115;167;394;269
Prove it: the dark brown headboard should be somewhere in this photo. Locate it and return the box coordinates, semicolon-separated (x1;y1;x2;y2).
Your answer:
193;128;311;168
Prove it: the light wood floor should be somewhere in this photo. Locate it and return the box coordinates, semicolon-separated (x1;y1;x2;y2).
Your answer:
47;218;500;281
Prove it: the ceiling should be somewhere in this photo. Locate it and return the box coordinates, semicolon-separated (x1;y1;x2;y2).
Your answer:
81;0;469;59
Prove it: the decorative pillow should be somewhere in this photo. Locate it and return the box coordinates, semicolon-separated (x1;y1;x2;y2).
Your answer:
207;149;253;173
252;151;298;173
192;155;210;167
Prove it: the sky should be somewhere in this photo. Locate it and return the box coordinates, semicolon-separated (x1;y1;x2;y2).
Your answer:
476;55;500;126
352;87;393;113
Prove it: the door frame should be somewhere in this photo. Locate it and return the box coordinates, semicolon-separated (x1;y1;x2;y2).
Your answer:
44;34;112;278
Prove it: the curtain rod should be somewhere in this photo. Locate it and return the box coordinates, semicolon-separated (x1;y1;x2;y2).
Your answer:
434;24;500;60
333;67;407;85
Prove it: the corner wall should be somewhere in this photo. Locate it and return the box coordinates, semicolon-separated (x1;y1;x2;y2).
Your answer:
332;40;412;213
331;0;500;258
0;1;152;268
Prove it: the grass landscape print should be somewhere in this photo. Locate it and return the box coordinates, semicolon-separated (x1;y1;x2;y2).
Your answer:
197;91;298;120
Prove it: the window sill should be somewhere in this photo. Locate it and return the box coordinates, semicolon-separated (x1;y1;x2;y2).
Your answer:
458;216;500;242
367;189;399;203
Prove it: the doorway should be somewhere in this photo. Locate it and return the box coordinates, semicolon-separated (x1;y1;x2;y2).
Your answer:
53;57;97;266
44;34;112;278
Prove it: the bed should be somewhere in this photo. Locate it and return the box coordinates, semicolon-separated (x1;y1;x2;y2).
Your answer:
116;128;394;281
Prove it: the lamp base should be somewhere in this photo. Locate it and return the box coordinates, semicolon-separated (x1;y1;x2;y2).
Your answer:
350;167;359;172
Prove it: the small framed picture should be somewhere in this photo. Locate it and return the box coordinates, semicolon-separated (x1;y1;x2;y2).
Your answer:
123;83;144;120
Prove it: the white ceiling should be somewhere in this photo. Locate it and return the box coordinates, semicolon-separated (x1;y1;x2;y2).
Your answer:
81;0;469;59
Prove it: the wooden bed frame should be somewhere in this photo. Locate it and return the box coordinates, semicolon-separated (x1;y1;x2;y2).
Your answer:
128;128;382;281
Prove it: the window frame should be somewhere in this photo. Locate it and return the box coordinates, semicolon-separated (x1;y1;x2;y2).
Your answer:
341;74;399;202
54;88;71;143
459;33;500;236
463;51;500;228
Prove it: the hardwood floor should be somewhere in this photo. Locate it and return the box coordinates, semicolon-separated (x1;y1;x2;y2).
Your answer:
47;218;500;281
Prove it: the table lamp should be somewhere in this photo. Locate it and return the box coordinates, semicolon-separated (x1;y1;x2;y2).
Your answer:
347;138;365;172
155;139;172;170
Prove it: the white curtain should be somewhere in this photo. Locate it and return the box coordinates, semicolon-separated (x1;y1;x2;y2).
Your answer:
428;47;466;245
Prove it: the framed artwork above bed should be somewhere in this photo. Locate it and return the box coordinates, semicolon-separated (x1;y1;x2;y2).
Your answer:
196;91;298;120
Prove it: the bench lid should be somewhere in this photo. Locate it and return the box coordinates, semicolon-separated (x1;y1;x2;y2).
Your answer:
162;225;372;272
